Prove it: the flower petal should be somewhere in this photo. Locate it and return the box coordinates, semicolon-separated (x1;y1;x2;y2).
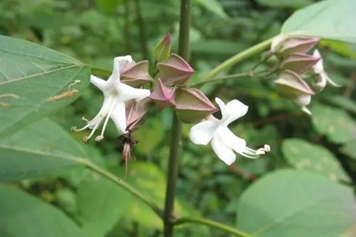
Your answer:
189;120;219;145
110;101;127;135
312;49;324;73
90;75;108;92
217;126;246;154
215;97;248;126
211;134;236;165
116;83;151;102
109;55;133;84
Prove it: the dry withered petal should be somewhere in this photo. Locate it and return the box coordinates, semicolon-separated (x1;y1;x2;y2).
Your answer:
118;131;138;179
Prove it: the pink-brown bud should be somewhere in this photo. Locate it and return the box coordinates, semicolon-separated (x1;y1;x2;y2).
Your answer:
271;35;320;57
121;60;153;87
157;54;194;86
152;33;172;62
274;70;315;106
149;79;177;112
174;88;217;123
280;52;320;75
125;98;154;131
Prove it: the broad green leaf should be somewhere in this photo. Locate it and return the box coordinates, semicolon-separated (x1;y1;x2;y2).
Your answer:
194;0;230;21
0;118;88;181
257;0;312;8
282;138;350;182
0;35;90;137
76;177;130;237
340;140;356;160
237;169;356;237
0;184;82;237
281;0;356;44
110;162;191;229
311;104;356;144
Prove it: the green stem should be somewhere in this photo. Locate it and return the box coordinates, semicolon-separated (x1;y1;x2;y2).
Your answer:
163;0;191;236
200;38;273;82
84;160;163;218
174;217;254;237
190;70;267;88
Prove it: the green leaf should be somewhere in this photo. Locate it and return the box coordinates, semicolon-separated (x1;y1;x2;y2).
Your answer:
194;0;230;21
257;0;312;8
311;104;356;144
0;118;89;181
281;0;356;44
237;169;356;237
76;177;131;237
282;138;350;182
0;184;82;237
0;35;90;137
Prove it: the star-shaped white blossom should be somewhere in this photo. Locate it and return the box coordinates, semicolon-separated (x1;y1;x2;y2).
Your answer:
72;56;150;142
189;98;270;165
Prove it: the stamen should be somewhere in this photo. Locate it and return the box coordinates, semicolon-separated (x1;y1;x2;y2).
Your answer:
83;117;102;142
95;98;118;142
242;145;270;159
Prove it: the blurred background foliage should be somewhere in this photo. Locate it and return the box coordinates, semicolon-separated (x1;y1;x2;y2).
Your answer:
1;0;356;236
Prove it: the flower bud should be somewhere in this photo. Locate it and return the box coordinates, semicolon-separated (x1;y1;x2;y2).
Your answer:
280;52;320;75
157;54;194;86
125;98;154;131
121;60;153;87
152;33;172;62
271;35;320;57
274;70;315;106
174;88;217;123
149;79;177;112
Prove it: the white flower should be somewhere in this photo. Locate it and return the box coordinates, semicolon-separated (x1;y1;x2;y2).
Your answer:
72;55;150;142
312;49;342;90
189;98;270;165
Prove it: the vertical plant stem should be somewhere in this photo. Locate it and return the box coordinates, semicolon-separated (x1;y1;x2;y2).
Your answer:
163;0;191;237
124;0;131;54
134;0;149;59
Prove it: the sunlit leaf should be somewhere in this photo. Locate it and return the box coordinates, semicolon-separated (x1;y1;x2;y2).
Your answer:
257;0;312;8
281;0;356;44
0;184;82;237
282;138;350;182
0;35;90;137
237;169;356;237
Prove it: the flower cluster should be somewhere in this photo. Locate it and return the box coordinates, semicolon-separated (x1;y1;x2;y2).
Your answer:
270;34;341;114
72;34;270;166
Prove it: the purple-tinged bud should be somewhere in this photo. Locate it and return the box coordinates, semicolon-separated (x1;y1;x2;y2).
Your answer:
174;88;218;123
271;35;320;57
274;70;315;106
121;60;153;87
149;79;177;112
125;98;154;131
157;54;194;86
280;52;320;75
152;33;172;62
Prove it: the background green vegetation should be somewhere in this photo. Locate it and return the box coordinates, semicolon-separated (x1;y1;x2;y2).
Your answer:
1;0;356;236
